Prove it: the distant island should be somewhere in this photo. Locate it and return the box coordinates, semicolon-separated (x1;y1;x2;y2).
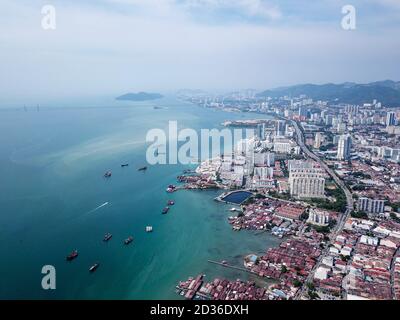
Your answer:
116;92;163;101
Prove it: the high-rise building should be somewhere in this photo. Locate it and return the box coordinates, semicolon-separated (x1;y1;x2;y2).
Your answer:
337;122;347;134
325;114;334;126
358;197;385;214
307;209;330;226
256;123;266;140
386;112;396;127
314;132;323;149
345;105;359;114
265;152;275;167
288;162;325;198
275;120;286;137
298;106;308;119
254;151;275;167
337;134;352;160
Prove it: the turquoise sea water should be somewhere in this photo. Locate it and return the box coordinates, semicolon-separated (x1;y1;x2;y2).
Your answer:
0;97;280;299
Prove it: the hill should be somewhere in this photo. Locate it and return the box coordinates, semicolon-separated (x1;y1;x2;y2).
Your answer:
116;92;163;101
257;80;400;107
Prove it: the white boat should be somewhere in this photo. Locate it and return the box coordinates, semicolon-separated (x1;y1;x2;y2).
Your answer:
145;226;153;232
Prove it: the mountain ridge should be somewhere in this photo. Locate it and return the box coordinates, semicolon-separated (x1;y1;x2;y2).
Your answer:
257;80;400;107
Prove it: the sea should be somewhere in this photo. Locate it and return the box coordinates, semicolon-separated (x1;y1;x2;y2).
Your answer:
0;96;281;299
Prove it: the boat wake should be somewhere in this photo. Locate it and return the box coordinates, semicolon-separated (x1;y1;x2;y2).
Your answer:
87;202;109;214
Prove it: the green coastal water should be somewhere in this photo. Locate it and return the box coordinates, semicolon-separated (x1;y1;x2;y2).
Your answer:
0;97;280;299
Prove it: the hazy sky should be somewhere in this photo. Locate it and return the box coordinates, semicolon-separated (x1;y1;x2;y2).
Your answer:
0;0;399;102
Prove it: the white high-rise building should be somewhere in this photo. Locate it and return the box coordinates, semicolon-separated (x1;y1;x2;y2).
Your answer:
275;120;286;137
337;134;352;161
358;197;385;214
257;123;266;140
386;112;396;127
325;114;334;126
254;151;274;166
307;209;330;226
337;122;347;134
314;132;323;149
345;105;359;114
288;162;325;198
254;166;274;179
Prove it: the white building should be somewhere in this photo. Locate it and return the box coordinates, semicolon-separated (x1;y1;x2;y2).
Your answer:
254;151;275;166
359;235;379;246
288;162;325;198
337;134;352;160
386;111;396;127
307;209;330;226
358;197;385;214
275;120;286;137
314;132;323;149
254;166;274;180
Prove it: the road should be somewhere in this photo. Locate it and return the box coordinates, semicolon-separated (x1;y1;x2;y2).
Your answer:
290;120;354;299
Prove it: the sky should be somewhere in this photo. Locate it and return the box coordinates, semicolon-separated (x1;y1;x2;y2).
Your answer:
0;0;399;103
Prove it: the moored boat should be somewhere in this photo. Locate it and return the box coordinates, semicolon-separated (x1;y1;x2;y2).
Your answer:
166;185;176;193
104;171;112;178
124;236;133;245
162;206;170;214
103;233;112;242
66;250;78;261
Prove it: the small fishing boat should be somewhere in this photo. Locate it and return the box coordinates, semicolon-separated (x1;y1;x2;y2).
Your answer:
89;263;99;273
104;171;112;178
124;236;133;245
166;185;176;193
66;250;78;261
145;226;153;232
103;233;112;242
121;164;129;167
167;200;175;206
138;166;147;171
162;207;170;215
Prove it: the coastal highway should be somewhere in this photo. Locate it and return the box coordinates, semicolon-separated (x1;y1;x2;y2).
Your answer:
290;119;354;299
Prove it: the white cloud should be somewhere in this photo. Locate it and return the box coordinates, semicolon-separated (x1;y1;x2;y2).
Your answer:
104;0;281;20
182;0;281;20
374;0;400;9
0;0;399;103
